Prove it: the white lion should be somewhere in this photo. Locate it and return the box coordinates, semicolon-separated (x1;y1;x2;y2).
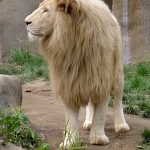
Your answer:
25;0;130;148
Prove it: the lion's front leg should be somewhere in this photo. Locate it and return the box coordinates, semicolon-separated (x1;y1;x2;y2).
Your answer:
60;103;79;149
90;98;109;145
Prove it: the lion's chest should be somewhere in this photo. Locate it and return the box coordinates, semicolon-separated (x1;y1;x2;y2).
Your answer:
49;51;113;105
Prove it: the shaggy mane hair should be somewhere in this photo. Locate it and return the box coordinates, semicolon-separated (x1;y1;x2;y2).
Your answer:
41;0;123;107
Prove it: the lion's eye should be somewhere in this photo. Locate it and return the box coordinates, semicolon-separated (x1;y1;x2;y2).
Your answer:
42;8;49;13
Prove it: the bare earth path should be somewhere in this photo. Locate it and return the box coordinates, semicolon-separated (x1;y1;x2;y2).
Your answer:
22;79;150;150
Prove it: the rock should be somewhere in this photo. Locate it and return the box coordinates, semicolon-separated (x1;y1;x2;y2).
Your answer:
0;75;22;107
0;140;25;150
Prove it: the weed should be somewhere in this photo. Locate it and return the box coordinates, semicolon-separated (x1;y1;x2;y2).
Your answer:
138;128;150;149
142;128;150;144
123;62;150;116
0;107;50;150
136;63;150;76
138;101;150;111
130;76;145;89
124;105;140;115
0;64;21;75
143;109;150;119
58;121;84;150
0;48;49;83
10;48;33;66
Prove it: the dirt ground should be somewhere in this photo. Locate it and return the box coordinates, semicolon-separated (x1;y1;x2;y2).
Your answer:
22;79;150;150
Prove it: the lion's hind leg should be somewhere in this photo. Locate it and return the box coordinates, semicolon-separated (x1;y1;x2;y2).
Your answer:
83;99;95;130
113;70;130;133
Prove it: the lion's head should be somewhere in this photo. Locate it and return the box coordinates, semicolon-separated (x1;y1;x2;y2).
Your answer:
25;0;79;41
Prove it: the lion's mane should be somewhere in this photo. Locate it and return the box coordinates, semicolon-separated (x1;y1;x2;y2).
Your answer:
41;0;123;107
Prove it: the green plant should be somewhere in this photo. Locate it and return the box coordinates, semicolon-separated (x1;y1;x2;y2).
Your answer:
124;105;140;115
10;48;33;66
0;108;50;150
0;48;49;82
130;76;145;89
138;101;150;111
142;128;150;144
57;121;84;150
143;109;150;119
123;62;150;118
138;128;150;150
136;63;149;76
10;48;45;66
0;64;21;75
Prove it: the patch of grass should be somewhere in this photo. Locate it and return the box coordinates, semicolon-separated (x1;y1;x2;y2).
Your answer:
136;63;150;76
142;128;150;145
124;105;140;115
58;141;84;150
0;48;48;83
123;61;150;117
138;101;150;111
10;49;33;66
138;128;150;149
0;64;21;75
0;107;50;150
143;109;150;119
130;76;145;89
57;122;84;150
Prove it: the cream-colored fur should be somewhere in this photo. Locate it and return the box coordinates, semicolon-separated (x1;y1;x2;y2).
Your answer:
25;0;130;148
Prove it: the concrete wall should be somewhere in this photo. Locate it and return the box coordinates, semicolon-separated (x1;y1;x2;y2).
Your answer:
128;0;150;63
0;0;150;64
0;0;41;62
113;0;150;64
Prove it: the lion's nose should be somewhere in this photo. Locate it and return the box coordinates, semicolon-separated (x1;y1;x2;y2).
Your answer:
25;21;32;26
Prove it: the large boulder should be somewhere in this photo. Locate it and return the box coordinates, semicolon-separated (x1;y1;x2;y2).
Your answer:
0;75;22;107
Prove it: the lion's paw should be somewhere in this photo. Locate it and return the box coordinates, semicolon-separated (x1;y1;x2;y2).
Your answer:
115;123;130;133
83;121;92;130
90;134;109;145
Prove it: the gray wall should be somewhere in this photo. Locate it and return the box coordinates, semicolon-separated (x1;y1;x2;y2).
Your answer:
0;0;150;64
113;0;150;64
129;0;150;64
0;0;41;62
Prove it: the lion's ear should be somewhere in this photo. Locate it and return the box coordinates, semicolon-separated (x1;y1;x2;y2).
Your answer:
56;0;78;14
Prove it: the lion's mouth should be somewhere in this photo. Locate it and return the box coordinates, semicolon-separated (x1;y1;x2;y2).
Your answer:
28;30;43;37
